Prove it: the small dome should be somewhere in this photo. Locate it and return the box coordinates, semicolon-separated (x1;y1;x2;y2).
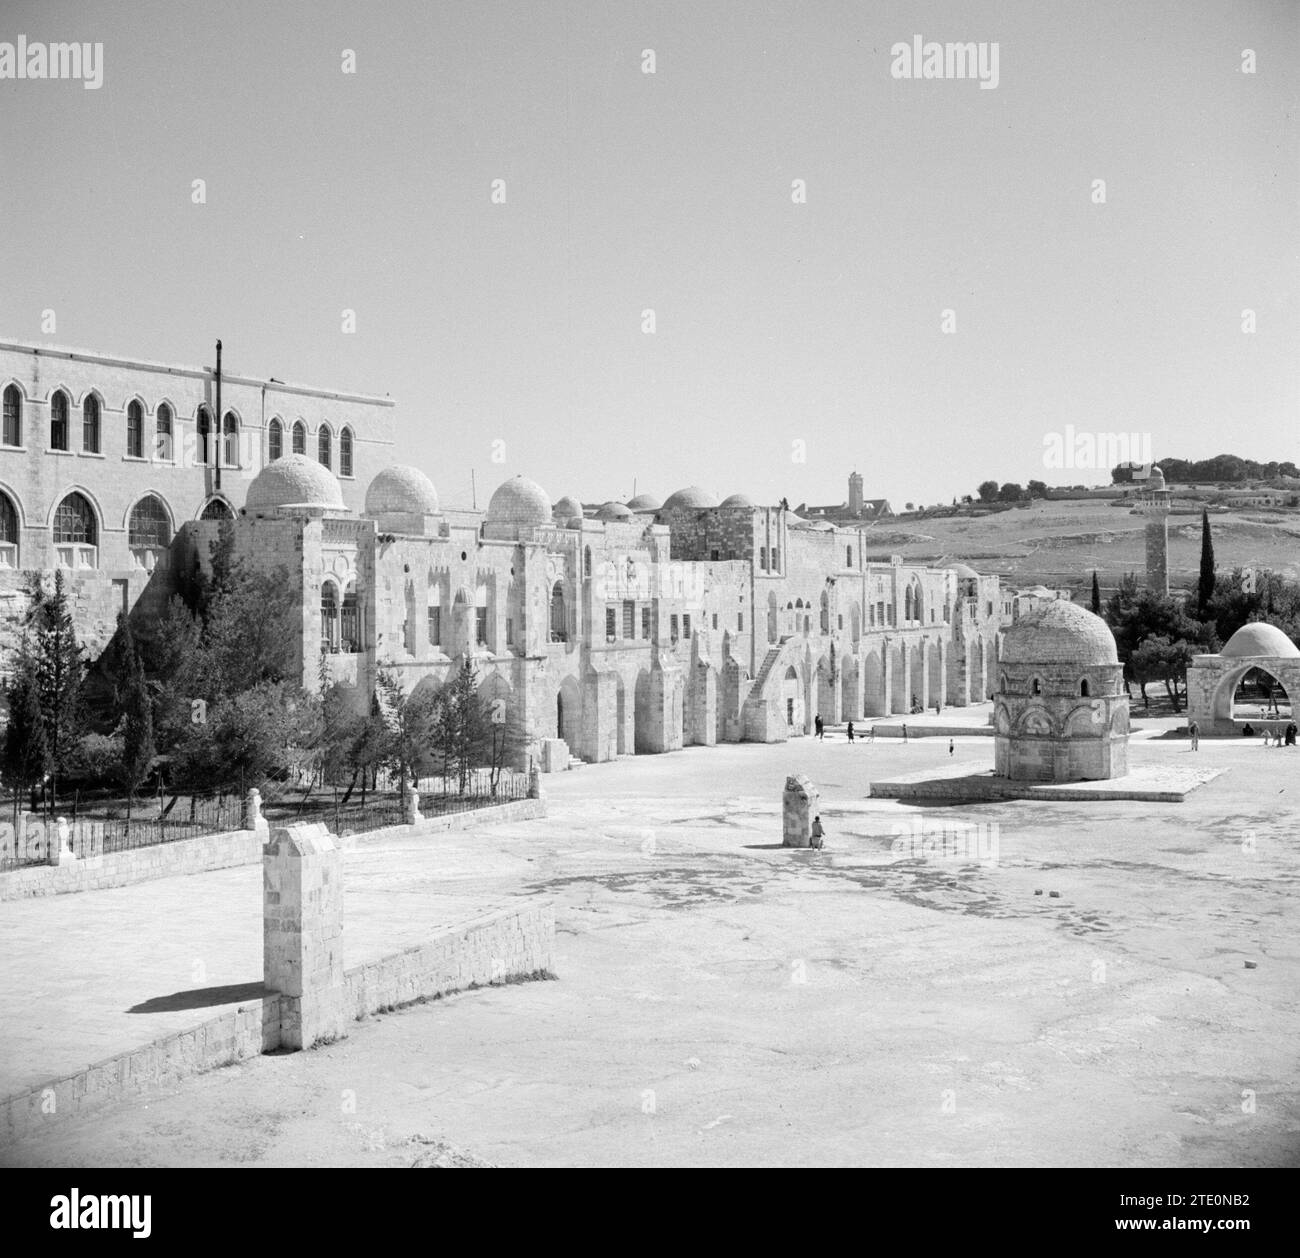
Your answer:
553;495;583;521
1221;623;1300;659
1001;601;1118;667
1148;464;1166;487
364;465;439;516
486;475;551;534
662;486;718;510
246;454;345;512
596;501;633;521
720;493;756;508
627;493;661;510
948;563;980;580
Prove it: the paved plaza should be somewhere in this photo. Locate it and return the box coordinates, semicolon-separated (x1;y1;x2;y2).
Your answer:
2;724;1298;1167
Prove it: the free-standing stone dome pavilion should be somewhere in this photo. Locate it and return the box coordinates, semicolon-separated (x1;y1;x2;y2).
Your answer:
994;601;1129;781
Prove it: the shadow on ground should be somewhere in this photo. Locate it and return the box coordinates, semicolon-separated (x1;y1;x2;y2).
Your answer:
128;982;266;1014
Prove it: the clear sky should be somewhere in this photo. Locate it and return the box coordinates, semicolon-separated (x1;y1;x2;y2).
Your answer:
1;0;1295;510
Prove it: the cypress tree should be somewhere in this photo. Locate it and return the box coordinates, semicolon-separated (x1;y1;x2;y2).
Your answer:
1090;570;1102;615
27;570;84;808
2;668;50;815
117;614;155;823
1197;509;1216;618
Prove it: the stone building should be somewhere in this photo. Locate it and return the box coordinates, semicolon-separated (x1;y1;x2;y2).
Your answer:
1;337;1003;772
1187;622;1299;736
0;338;395;658
993;600;1129;782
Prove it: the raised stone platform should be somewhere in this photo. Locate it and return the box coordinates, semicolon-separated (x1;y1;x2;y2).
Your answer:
866;722;993;739
869;760;1225;803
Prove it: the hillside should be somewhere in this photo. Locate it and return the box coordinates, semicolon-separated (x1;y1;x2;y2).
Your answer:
859;499;1300;596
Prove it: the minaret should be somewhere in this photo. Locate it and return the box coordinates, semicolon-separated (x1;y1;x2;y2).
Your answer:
848;470;864;516
1139;464;1172;596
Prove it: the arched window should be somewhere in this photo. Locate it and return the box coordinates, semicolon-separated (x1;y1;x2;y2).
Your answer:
50;390;69;450
820;590;830;633
550;581;567;642
126;400;144;458
341;583;360;652
583;546;592;579
129;495;172;549
340;426;353;477
1032;677;1042;696
155;403;173;460
475;584;489;646
222;412;239;467
54;492;97;567
0;491;18;567
268;417;283;462
846;545;853;568
321;583;339;652
292;420;306;455
2;384;21;446
904;586;913;621
318;426;332;469
82;394;101;453
200;497;234;520
197;407;213;465
1080;679;1090;697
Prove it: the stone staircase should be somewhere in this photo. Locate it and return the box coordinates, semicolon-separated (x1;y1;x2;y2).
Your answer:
566;753;587;770
749;644;786;695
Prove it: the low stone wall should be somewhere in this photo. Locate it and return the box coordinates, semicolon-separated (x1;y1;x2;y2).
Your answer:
0;825;267;902
0;798;547;900
1;996;278;1148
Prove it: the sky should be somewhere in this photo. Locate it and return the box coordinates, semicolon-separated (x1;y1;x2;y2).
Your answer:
1;0;1296;511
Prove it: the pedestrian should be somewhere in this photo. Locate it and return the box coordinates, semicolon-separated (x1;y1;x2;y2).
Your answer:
869;725;876;744
1188;719;1199;751
1286;722;1297;747
815;714;824;740
948;738;954;756
847;721;855;743
902;722;908;743
1242;722;1255;737
810;815;825;849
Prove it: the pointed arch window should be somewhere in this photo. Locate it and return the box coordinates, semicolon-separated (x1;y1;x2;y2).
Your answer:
321;583;340;653
292;420;306;455
268;417;283;462
197;407;213;465
2;384;21;446
82;395;101;453
341;582;360;652
340;426;354;477
155;403;173;461
550;581;568;642
54;491;98;568
0;491;18;567
318;426;332;469
129;494;172;570
222;412;239;467
126;400;144;458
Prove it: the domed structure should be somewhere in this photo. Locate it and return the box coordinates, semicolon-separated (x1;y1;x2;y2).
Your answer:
1220;622;1300;660
1000;600;1118;667
947;563;979;580
596;501;633;521
364;465;440;516
661;486;718;511
484;475;551;540
720;493;756;509
994;601;1128;782
246;454;345;514
627;493;661;511
553;495;584;522
1148;464;1166;489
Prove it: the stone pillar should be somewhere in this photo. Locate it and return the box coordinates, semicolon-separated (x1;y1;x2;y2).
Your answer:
263;822;346;1051
242;787;268;834
49;817;76;866
528;762;542;798
782;773;819;848
402;787;422;824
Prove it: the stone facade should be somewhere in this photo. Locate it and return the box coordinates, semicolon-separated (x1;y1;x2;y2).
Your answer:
1187;622;1300;736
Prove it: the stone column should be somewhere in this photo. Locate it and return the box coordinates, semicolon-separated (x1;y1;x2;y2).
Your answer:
402;787;422;824
782;773;819;848
263;823;346;1051
242;787;268;834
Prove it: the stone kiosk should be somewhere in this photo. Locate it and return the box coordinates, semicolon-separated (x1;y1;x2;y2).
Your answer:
783;774;819;848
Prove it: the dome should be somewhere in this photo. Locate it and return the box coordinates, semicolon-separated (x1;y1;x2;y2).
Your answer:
553;495;583;521
486;475;551;533
662;486;718;510
246;454;345;512
1221;623;1300;659
596;501;632;521
364;465;439;516
1001;600;1118;667
1148;464;1166;487
948;563;979;580
720;493;756;509
627;493;661;511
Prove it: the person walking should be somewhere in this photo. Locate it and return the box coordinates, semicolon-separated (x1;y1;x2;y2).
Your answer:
948;738;954;756
847;721;855;743
810;815;825;849
1286;721;1297;747
902;722;908;743
815;714;824;740
1188;720;1199;751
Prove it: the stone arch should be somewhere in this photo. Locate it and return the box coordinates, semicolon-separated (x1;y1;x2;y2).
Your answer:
1227;665;1292;722
816;654;835;723
199;496;234;520
634;668;654;753
1013;705;1055;737
863;649;886;717
782;664;804;733
557;675;582;748
549;580;568;642
841;652;860;721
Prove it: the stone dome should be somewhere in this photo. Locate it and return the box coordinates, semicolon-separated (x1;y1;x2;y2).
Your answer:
364;465;439;516
662;486;718;510
246;454;345;512
596;501;633;521
720;493;756;509
1001;600;1118;667
1221;622;1300;659
553;496;583;521
948;563;979;580
627;493;661;511
1148;464;1166;487
486;475;551;532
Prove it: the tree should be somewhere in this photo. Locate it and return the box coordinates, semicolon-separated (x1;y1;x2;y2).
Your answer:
1090;571;1102;616
1027;480;1049;499
22;570;85;808
1197;509;1216;618
1129;635;1199;713
115;614;156;821
977;480;999;503
1107;590;1218;711
998;482;1024;502
1;669;49;815
375;667;439;791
